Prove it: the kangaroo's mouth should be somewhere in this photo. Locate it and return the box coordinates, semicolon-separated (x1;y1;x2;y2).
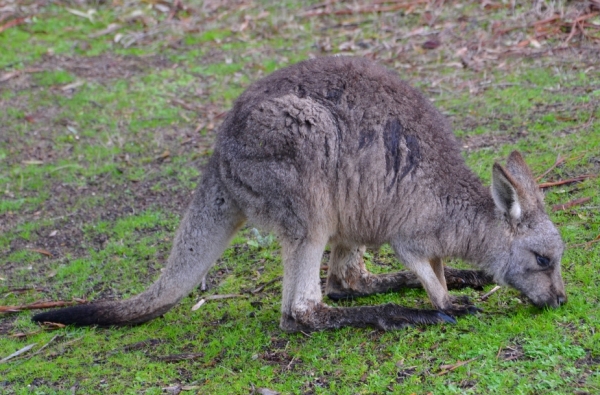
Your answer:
525;292;567;309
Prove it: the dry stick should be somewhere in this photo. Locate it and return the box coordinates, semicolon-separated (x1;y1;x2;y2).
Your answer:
0;344;36;364
0;300;85;313
285;356;297;371
251;276;282;294
573;234;600;249
552;197;592;212
535;154;565;182
0;17;27;34
204;294;247;301
437;357;478;376
191;293;248;310
565;12;600;43
22;335;59;361
480;285;502;301
533;14;561;27
538;174;594;189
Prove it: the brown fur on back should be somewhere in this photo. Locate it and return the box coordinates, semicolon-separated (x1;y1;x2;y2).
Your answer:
219;57;490;252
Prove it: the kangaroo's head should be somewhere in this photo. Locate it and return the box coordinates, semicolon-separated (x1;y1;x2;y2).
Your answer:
490;151;566;308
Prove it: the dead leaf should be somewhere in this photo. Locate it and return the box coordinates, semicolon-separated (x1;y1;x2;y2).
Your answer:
156;150;170;161
39;322;66;330
422;39;441;49
29;248;53;257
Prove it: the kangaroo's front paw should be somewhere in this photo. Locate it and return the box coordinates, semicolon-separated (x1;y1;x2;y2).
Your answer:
449;295;473;306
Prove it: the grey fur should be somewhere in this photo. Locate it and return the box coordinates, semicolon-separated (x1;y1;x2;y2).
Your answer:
32;57;566;331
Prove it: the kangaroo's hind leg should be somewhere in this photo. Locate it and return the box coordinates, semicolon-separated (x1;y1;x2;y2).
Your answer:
280;240;458;332
325;245;493;301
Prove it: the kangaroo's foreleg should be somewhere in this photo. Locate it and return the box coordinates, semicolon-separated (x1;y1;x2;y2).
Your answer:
394;248;481;317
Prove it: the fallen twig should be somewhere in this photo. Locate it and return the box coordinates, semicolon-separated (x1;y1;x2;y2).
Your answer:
251;277;282;294
23;335;59;361
204;294;247;301
538;174;594;188
437;357;478;376
565;12;599;43
88;23;121;38
552;197;592;212
0;299;86;313
572;233;600;249
10;332;37;339
191;299;205;311
535;154;565;181
0;17;27;34
480;285;502;301
0;344;36;364
191;293;248;311
533;14;561;27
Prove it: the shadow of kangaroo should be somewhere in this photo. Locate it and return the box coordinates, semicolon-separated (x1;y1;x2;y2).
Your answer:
33;56;566;331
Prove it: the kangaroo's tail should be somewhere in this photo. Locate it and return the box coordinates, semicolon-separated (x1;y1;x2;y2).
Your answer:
32;160;245;326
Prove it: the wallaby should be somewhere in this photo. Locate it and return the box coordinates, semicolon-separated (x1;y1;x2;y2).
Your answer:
33;56;566;332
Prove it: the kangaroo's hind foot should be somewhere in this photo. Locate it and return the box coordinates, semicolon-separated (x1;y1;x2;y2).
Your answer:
280;240;459;332
324;245;494;301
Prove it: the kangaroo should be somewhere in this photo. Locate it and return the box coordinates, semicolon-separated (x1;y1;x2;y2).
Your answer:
33;56;566;332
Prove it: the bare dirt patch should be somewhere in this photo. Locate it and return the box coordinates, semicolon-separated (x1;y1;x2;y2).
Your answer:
2;53;173;91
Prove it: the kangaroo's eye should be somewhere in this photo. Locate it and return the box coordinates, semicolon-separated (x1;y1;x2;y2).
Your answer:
536;254;551;268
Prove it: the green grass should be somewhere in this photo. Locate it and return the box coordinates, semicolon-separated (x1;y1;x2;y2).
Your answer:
1;0;600;394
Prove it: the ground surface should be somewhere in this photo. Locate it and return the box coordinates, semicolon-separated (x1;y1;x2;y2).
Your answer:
1;0;599;394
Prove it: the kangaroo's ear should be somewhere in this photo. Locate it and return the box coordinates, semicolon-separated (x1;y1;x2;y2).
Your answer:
491;162;522;221
505;151;540;196
492;151;545;222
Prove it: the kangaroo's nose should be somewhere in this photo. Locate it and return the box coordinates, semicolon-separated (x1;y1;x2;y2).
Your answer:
557;295;567;306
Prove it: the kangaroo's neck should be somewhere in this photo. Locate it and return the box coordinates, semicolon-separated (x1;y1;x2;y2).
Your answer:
440;172;510;279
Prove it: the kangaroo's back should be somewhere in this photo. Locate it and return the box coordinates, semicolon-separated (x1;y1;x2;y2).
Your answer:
216;56;486;245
